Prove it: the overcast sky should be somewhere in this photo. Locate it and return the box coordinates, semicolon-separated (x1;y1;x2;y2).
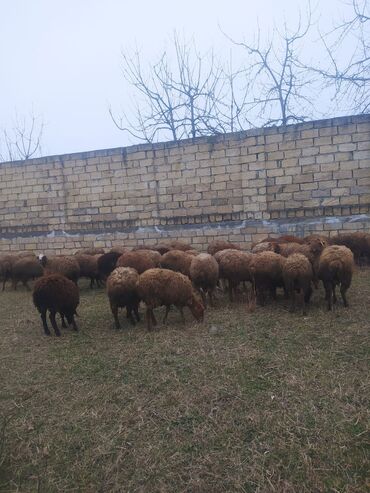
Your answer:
0;0;355;157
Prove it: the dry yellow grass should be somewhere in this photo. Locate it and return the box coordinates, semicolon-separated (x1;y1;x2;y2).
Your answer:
0;268;369;492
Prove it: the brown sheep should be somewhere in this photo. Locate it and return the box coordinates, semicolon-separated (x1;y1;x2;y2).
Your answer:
329;232;370;265
318;245;354;310
250;251;286;305
160;250;193;277
207;240;241;256
33;274;80;336
110;246;129;255
0;255;14;291
282;253;313;315
75;254;102;288
38;254;80;284
117;250;160;274
276;239;326;288
11;256;44;290
106;267;140;329
137;268;204;330
218;250;254;301
251;241;280;254
153;240;193;255
97;251;122;280
75;247;105;255
253;235;305;247
189;253;219;305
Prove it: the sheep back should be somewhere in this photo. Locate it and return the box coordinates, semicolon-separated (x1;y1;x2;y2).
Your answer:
33;274;80;317
160;250;193;277
207;240;241;256
106;267;140;306
117;250;160;274
318;245;354;283
189;253;219;290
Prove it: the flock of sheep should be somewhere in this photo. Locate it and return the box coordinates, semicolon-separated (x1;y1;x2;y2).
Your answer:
0;231;369;336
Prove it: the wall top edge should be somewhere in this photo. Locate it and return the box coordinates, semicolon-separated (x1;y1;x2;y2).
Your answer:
1;113;369;168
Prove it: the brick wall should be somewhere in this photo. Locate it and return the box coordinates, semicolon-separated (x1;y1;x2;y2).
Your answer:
0;114;369;254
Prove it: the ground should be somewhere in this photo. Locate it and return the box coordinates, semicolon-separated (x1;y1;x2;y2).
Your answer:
0;269;369;493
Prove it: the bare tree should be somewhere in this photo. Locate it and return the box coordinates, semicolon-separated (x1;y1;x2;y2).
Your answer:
311;0;370;113
110;34;251;143
222;8;315;127
0;112;44;162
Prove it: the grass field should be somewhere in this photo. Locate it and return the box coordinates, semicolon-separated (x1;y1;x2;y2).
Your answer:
0;268;369;493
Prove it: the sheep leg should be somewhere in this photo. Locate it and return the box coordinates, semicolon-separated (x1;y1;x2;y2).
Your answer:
228;281;234;302
89;277;94;289
110;303;121;330
70;316;79;332
60;314;67;328
22;280;31;291
2;278;6;291
323;282;332;311
146;307;153;331
332;284;337;305
163;306;171;324
177;306;185;323
151;310;158;327
208;289;214;307
126;307;136;326
340;284;349;307
200;289;207;307
49;310;61;337
12;280;17;291
40;309;51;336
133;303;140;322
299;289;307;316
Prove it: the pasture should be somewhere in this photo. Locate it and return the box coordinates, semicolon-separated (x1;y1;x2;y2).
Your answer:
0;268;369;492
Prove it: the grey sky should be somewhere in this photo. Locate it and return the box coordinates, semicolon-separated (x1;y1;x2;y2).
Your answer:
0;0;353;156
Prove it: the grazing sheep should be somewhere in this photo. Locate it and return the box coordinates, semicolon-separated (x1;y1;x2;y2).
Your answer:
250;251;286;305
329;232;370;265
218;250;254;301
160;249;193;277
207;240;241;256
106;267;140;329
33;274;80;336
318;245;354;310
282;253;313;315
75;247;105;255
75;254;102;288
38;254;80;284
189;253;219;305
137;268;204;330
117;250;160;274
11;256;44;290
97;251;122;280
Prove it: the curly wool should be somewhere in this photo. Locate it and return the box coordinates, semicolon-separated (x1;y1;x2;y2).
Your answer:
318;245;354;310
160;250;193;277
190;253;219;290
39;255;80;284
137;268;204;329
207;240;241;256
33;274;80;335
11;256;43;289
117;250;161;274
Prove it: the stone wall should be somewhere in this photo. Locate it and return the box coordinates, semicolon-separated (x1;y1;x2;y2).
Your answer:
0;114;369;254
